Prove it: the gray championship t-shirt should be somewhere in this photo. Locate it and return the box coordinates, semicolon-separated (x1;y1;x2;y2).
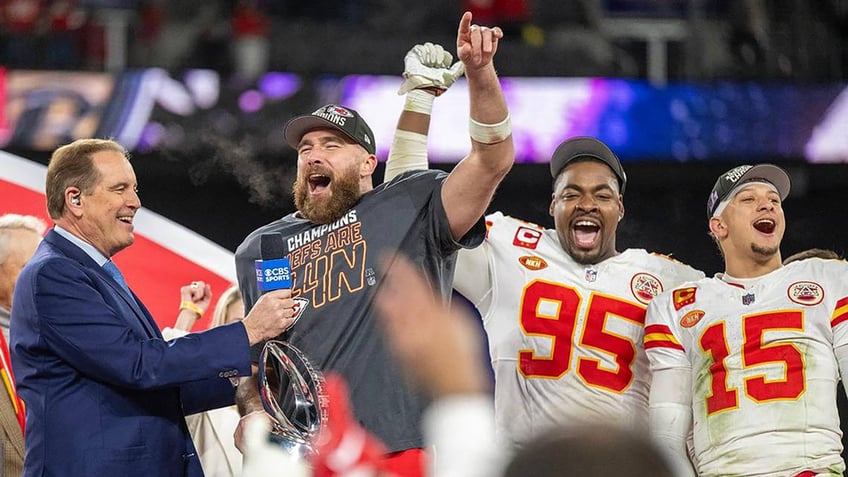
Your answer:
235;169;485;452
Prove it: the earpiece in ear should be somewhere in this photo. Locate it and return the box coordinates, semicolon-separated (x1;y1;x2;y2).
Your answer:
71;195;81;206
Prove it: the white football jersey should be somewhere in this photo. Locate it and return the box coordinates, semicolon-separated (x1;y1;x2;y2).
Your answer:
457;212;704;448
645;258;848;477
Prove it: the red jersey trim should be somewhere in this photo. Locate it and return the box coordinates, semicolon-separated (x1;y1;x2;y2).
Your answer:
831;296;848;327
644;324;684;351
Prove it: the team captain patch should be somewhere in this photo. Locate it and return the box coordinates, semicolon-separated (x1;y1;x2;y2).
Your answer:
513;226;543;250
787;281;824;306
630;273;662;304
673;287;697;310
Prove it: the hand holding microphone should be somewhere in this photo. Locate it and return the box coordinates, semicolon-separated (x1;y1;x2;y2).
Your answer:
242;290;295;346
242;233;296;346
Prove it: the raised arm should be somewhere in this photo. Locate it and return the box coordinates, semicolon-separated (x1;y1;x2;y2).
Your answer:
442;11;514;241
385;42;464;182
165;281;212;337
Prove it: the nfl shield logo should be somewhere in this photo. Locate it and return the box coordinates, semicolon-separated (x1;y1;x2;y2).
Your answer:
742;292;755;305
585;267;598;282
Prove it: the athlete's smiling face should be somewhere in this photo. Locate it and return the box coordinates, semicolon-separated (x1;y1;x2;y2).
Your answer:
293;128;375;224
550;159;624;265
711;181;785;264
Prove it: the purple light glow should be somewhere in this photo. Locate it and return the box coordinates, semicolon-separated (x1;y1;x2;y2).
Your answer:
258;73;300;100
238;90;265;113
137;122;166;152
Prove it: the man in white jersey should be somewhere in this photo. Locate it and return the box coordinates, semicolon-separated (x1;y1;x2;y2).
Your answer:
645;164;848;477
387;85;704;449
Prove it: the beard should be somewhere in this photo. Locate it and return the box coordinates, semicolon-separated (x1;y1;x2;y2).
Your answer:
751;242;780;260
293;165;361;224
563;241;603;265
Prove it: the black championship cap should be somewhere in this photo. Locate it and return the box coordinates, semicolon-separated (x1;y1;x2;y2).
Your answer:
284;104;376;155
706;164;791;218
549;137;627;194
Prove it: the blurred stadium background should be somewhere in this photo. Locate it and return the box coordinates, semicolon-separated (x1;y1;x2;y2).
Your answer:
3;0;847;275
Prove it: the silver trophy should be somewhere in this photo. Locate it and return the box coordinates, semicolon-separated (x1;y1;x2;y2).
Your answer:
258;340;329;460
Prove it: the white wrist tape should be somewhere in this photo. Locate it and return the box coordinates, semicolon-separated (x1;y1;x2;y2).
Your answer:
385;130;429;182
404;89;436;114
469;114;511;144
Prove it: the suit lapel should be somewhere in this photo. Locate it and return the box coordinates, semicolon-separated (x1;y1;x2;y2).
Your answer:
44;231;160;339
100;275;159;338
128;291;162;338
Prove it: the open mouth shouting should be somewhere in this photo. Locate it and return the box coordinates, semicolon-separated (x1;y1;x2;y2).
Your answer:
572;218;601;250
308;173;332;195
753;217;776;234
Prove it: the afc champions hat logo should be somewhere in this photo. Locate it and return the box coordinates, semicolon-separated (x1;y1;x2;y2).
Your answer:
311;105;353;126
313;104;355;118
723;165;752;184
312;104;372;150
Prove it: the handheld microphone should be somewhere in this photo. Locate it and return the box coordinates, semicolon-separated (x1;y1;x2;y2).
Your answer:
255;233;291;292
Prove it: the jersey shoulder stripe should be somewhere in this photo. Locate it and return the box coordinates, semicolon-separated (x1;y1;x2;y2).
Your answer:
832;296;848;327
644;324;684;351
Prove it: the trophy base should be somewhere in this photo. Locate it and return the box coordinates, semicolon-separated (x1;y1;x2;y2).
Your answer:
268;431;316;461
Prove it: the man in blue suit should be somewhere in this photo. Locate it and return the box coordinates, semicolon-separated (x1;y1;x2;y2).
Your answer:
10;138;294;476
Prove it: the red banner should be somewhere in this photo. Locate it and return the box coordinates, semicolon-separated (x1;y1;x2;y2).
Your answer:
0;152;234;331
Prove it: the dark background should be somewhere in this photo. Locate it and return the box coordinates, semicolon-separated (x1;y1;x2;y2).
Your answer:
19;152;840;278
14;148;846;276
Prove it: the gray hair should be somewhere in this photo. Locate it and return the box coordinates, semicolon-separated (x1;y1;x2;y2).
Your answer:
0;214;47;263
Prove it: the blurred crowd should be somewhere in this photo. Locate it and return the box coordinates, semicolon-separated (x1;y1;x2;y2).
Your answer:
1;0;847;82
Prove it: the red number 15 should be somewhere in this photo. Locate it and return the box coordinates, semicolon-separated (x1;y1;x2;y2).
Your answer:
699;311;806;415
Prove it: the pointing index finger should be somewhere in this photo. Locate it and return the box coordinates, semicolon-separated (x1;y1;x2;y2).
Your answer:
458;11;472;39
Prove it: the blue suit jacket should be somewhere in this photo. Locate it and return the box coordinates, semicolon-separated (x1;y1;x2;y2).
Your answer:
10;230;252;477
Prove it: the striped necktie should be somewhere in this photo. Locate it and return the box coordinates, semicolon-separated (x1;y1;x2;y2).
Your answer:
103;260;131;295
0;332;25;432
102;261;157;337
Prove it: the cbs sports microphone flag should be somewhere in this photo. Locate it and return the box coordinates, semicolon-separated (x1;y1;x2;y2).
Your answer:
0;151;235;331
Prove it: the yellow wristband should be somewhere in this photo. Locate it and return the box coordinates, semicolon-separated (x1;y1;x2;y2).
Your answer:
180;300;205;317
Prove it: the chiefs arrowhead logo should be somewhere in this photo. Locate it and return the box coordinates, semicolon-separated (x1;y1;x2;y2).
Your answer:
290;297;310;327
518;255;548;271
673;287;697;310
787;281;824;306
